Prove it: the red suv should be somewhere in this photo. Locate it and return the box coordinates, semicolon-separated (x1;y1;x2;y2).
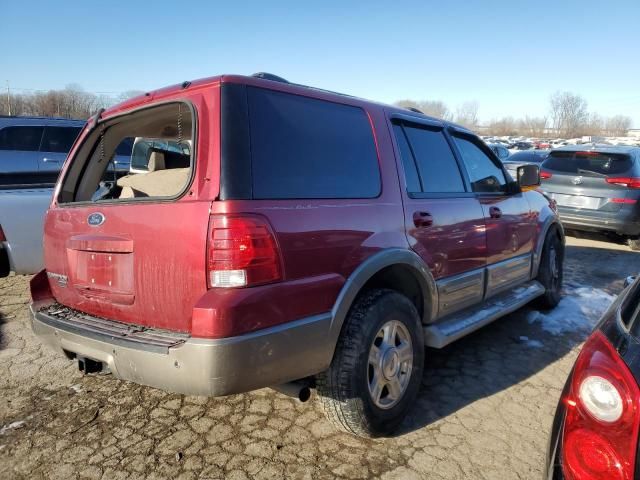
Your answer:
30;73;564;437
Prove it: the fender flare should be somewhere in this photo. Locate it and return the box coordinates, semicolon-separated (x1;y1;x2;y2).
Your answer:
323;248;437;364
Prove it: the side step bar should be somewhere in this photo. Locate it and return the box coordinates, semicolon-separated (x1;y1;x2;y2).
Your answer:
424;281;545;348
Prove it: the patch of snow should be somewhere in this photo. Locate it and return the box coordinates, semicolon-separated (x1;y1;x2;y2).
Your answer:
70;384;83;394
527;287;616;335
0;421;26;435
519;335;544;348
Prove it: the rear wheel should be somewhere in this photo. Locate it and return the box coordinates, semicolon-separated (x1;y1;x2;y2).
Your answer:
536;229;564;309
627;237;640;251
316;289;424;437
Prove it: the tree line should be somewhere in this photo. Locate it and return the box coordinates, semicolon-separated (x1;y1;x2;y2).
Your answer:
0;84;143;120
395;91;633;138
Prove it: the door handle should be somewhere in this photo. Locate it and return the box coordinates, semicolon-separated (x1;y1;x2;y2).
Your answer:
42;158;60;163
413;211;433;228
489;206;502;219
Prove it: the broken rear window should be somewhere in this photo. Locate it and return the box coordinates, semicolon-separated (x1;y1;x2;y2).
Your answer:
58;102;194;204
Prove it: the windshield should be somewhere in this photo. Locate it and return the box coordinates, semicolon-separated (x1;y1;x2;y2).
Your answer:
542;151;633;176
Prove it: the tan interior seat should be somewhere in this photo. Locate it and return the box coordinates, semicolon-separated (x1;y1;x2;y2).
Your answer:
118;151;189;198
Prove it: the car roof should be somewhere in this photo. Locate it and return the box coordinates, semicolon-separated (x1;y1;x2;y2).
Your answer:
0;116;85;127
104;73;475;135
552;144;640;155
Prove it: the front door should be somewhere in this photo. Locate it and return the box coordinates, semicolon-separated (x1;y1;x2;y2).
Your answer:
450;132;536;298
391;118;487;318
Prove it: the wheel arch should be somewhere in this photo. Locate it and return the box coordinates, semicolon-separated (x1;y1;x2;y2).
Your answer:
323;249;437;365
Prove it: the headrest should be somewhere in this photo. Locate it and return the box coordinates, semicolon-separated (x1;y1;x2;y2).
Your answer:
148;151;165;172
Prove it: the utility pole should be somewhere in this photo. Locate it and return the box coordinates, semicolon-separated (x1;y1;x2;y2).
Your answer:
6;81;11;116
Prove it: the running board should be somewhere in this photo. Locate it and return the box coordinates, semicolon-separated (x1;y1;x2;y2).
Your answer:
424;281;545;348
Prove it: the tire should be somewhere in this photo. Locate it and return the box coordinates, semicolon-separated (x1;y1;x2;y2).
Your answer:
628;238;640;251
536;228;564;309
316;289;424;437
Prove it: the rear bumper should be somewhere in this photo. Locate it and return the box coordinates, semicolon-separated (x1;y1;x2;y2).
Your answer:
30;302;334;396
558;209;640;236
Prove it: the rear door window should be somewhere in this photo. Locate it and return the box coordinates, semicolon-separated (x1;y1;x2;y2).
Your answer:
394;123;465;194
40;126;83;153
247;87;381;199
0;126;44;151
453;136;507;193
543;151;633;177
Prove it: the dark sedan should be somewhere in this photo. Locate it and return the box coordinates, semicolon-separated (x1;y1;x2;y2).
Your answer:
545;275;640;480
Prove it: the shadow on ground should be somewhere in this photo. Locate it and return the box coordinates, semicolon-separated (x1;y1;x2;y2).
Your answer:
395;240;640;435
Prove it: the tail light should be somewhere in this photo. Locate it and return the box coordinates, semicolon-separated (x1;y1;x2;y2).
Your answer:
540;170;553;180
562;331;640;480
0;225;5;242
606;177;640;189
206;215;282;288
611;198;637;205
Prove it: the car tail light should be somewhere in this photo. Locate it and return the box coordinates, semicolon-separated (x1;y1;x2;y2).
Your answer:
611;198;637;205
562;331;640;480
206;215;282;288
0;224;5;242
606;177;640;189
540;170;553;180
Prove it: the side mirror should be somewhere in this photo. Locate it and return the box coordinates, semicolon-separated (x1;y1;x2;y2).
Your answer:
625;276;637;288
517;164;541;190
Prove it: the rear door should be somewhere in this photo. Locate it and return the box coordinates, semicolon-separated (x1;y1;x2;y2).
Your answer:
451;131;536;298
39;125;83;174
541;150;636;214
391;117;487;317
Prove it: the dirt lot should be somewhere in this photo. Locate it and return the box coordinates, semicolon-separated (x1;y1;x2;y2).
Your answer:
1;233;639;480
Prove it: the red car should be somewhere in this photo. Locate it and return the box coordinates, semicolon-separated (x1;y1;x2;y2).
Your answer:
30;73;563;437
546;276;640;479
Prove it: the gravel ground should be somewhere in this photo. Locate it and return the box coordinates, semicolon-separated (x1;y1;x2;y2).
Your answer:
1;233;639;480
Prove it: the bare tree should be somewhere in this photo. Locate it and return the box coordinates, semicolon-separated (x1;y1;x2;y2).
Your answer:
487;117;518;136
605;115;632;137
454;101;479;130
549;91;589;138
394;99;451;120
518;116;548;137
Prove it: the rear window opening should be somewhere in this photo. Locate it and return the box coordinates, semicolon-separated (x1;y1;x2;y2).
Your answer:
543;151;633;177
58;102;194;204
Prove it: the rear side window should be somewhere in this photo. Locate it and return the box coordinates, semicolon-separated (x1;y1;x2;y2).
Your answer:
247;88;380;199
41;126;82;153
396;123;465;194
0;126;44;151
543;151;633;177
453;136;507;193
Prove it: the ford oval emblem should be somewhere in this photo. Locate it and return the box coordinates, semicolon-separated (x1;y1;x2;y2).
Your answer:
572;176;583;185
87;212;105;227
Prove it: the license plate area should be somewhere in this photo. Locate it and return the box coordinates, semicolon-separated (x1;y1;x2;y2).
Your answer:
551;193;601;209
67;250;135;304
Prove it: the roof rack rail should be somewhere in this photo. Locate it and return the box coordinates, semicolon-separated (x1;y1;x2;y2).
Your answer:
407;107;424;114
251;72;289;84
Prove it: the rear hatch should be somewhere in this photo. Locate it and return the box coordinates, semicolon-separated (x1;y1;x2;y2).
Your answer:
43;90;218;333
540;150;636;213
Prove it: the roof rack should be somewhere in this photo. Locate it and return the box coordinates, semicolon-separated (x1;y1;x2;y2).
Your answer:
406;107;424;114
251;72;289;84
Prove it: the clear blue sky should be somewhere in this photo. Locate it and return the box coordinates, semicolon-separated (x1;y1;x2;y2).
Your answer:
3;0;639;126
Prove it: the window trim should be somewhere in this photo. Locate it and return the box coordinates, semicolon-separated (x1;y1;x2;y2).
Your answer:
447;128;517;196
56;99;198;207
390;117;470;197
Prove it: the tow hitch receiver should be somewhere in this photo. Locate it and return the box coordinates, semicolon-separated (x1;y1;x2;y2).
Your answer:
77;356;107;375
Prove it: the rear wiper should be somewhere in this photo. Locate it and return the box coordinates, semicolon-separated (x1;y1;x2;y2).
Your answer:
577;168;608;178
